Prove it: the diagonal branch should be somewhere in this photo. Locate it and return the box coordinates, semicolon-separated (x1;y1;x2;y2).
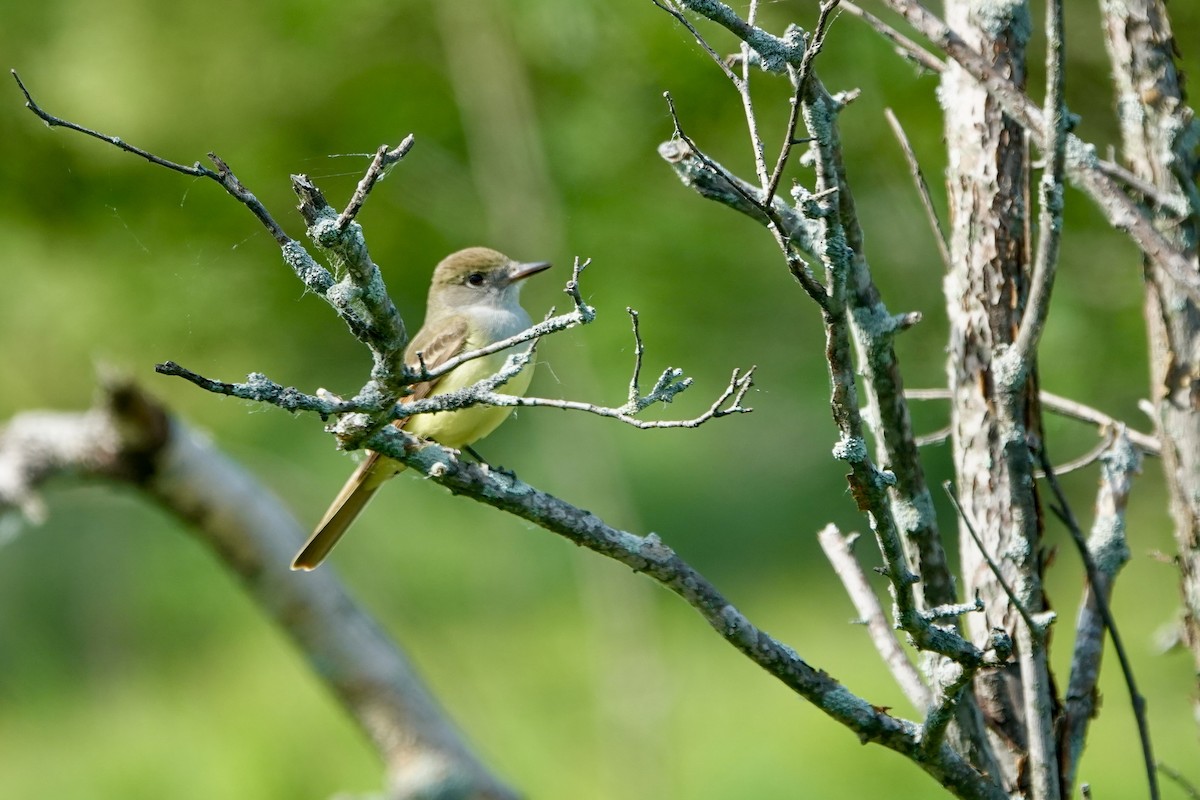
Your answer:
818;524;931;711
1038;440;1158;800
361;422;1008;800
870;1;1200;303
0;381;519;800
337;135;415;230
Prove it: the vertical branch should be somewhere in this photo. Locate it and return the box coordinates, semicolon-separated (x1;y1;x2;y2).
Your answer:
1100;0;1200;726
1052;431;1155;798
1010;0;1066;366
940;0;1060;795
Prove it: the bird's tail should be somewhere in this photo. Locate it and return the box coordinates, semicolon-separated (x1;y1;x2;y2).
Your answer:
291;453;404;570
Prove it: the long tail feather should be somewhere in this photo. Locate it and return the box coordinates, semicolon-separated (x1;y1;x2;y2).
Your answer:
291;454;402;570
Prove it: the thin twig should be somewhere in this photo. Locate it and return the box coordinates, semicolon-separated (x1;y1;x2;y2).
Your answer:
661;92;829;308
1158;763;1200;800
485;367;755;429
1096;158;1191;216
914;425;952;448
1037;448;1159;800
1033;434;1113;479
763;1;840;205
337;135;416;230
651;0;742;85
943;482;1044;640
12;71;293;247
905;388;1160;455
156;355;755;433
742;0;770;186
838;2;945;74
1009;0;1068;372
884;108;951;272
626;308;646;408
817;524;931;711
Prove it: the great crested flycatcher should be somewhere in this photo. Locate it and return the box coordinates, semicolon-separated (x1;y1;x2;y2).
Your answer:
291;246;551;570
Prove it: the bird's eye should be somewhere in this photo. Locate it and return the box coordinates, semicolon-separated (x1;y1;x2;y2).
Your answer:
466;272;486;287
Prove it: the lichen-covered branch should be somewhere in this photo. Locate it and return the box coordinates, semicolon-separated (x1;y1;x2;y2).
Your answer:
1055;431;1146;795
939;1;1057;794
0;382;518;800
1100;0;1200;730
361;421;1008;800
871;0;1200;302
658;0;997;780
818;525;931;711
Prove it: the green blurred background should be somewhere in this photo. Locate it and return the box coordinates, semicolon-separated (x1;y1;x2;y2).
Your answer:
1;1;1198;797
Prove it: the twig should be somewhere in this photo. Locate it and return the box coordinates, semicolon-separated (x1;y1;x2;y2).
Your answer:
651;0;743;85
1037;445;1158;800
1096;158;1191;216
156;354;754;433
662;92;829;307
1033;434;1113;479
818;524;931;710
337;135;416;230
12;70;294;249
1008;0;1067;373
742;0;770;186
658;138;820;256
763;1;839;206
626;308;647;408
671;0;807;74
651;0;774;188
884;108;950;272
914;424;951;448
484;367;754;429
943;482;1046;641
905;388;1160;455
1158;763;1200;800
838;2;945;74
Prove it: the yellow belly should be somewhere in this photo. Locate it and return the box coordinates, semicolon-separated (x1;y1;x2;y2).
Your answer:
404;349;534;449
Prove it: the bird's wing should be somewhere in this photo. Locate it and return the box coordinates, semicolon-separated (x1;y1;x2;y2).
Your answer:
400;314;471;408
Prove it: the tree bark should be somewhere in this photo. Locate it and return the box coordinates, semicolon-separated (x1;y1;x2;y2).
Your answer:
1100;0;1200;726
942;1;1055;794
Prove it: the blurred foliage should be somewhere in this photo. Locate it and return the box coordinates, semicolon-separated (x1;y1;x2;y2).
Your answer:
1;0;1198;797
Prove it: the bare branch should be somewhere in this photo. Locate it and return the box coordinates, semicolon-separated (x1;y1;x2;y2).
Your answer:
1038;441;1158;800
884;108;951;273
818;524;931;711
12;71;295;248
337;135;416;230
906;388;1161;456
1008;0;1067;373
0;382;518;800
839;2;945;74
1158;764;1200;800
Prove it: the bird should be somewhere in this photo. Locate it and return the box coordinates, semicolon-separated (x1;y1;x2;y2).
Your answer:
291;246;551;570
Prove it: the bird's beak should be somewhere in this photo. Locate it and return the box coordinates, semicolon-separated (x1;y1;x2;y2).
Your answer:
508;260;552;283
